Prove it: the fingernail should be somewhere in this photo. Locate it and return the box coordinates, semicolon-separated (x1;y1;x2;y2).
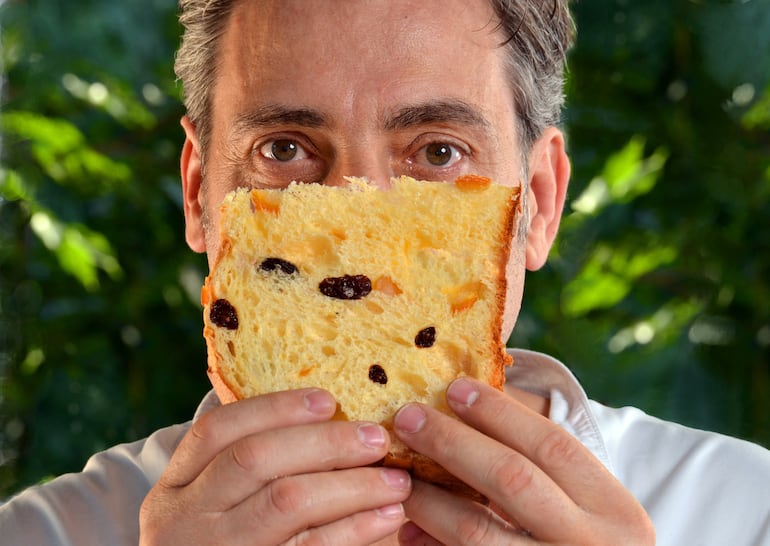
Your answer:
447;378;479;407
394;404;426;434
380;468;411;490
375;503;404;519
303;389;335;414
357;423;386;448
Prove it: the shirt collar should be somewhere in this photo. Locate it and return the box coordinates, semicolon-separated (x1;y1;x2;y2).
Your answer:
193;389;221;422
507;348;613;472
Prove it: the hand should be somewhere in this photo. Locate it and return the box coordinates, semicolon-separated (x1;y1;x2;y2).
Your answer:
393;378;655;545
139;388;411;545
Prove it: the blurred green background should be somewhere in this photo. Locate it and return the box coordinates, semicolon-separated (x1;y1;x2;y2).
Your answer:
1;0;769;498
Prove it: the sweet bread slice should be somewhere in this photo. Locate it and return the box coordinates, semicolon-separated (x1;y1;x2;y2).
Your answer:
201;175;520;492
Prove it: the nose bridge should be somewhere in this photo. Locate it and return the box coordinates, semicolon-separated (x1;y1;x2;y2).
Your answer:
325;134;393;190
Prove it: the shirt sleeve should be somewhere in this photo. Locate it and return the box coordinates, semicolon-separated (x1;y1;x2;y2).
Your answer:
590;402;770;546
0;422;189;546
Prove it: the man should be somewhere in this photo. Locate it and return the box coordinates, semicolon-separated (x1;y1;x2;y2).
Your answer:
1;1;768;544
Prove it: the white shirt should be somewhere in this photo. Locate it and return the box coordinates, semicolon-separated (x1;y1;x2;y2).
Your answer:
2;349;769;545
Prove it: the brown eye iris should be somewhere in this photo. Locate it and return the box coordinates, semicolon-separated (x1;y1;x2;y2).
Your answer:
426;142;453;166
272;139;298;161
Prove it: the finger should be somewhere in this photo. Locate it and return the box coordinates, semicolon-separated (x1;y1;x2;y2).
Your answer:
222;467;411;545
445;378;622;503
192;420;393;510
393;402;580;541
403;480;534;546
288;503;407;546
163;388;337;487
398;521;443;546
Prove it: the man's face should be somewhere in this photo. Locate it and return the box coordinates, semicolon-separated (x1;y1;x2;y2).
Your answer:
182;0;568;341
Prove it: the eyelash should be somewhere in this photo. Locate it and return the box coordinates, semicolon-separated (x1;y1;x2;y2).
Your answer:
405;136;468;170
257;136;314;162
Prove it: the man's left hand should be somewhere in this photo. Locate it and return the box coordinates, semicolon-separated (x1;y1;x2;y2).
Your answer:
393;378;655;545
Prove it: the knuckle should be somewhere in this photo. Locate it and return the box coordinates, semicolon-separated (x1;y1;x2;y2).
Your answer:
138;498;161;544
229;437;267;474
623;505;657;545
580;494;655;546
535;426;581;470
267;477;309;517
431;422;463;461
634;520;656;545
640;517;657;545
454;513;495;546
489;452;534;497
189;411;218;444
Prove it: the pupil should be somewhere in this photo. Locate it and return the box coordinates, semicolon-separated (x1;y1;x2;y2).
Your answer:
272;140;298;161
426;143;452;166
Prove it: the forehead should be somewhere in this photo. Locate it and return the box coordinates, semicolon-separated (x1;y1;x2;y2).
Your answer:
212;0;514;130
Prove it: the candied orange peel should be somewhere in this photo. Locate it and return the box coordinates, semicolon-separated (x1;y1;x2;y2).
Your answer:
455;174;492;191
250;190;281;215
373;275;404;296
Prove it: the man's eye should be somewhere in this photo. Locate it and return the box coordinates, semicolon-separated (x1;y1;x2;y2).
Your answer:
260;139;309;162
420;142;463;167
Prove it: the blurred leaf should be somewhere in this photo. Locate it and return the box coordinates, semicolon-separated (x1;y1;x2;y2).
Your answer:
607;300;702;355
29;210;123;290
61;73;157;129
561;242;677;316
1;111;132;191
742;84;770;130
562;270;630;317
571;136;668;215
20;347;46;376
1;0;210;498
0;169;32;201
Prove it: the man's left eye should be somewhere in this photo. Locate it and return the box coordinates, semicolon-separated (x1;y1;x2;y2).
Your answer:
416;142;463;168
260;139;310;162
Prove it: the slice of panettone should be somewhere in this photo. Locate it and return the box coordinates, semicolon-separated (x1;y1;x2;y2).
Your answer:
201;175;521;494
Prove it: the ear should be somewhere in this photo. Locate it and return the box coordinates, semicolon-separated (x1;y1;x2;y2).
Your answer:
525;127;570;271
180;115;207;253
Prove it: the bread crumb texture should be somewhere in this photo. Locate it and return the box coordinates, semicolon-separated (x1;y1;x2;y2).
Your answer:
203;175;519;428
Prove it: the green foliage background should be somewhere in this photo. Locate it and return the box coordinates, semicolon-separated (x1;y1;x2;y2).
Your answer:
1;0;769;498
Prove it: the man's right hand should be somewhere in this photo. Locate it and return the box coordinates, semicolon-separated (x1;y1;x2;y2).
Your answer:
139;388;411;545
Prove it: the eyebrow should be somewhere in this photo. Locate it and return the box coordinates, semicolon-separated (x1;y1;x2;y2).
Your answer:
229;99;491;137
383;99;492;132
231;105;327;136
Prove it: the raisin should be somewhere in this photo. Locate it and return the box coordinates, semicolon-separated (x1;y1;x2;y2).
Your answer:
319;275;372;300
210;298;239;330
415;326;436;348
260;257;298;275
368;364;388;385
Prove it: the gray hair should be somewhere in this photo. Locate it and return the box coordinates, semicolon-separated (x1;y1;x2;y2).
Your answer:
489;0;574;153
174;0;574;164
174;0;237;159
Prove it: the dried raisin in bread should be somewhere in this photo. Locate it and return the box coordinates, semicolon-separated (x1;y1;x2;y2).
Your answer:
201;175;521;493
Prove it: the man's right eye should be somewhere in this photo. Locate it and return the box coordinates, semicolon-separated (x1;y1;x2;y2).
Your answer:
259;138;310;162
